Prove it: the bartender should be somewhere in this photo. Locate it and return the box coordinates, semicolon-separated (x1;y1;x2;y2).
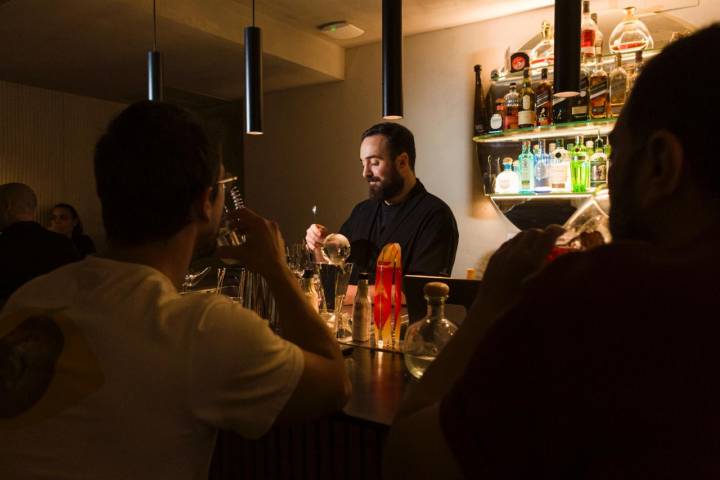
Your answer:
305;122;459;285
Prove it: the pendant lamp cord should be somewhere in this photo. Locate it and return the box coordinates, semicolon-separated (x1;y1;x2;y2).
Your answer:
252;0;255;27
153;0;158;51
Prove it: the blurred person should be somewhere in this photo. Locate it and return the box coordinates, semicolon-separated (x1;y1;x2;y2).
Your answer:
0;183;80;303
0;101;350;479
385;25;720;479
49;203;97;257
305;123;458;284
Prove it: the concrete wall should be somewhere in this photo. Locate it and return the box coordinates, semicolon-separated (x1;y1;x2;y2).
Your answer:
244;2;720;276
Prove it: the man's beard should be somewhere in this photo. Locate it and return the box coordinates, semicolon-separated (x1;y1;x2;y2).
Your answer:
193;229;218;260
368;167;404;201
609;167;649;242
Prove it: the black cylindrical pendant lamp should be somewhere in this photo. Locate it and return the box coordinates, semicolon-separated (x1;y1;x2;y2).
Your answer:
553;0;581;97
244;26;263;135
147;51;163;101
382;0;403;119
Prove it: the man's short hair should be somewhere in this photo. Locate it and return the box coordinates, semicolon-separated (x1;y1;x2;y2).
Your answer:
94;101;220;245
625;24;720;195
361;122;416;171
0;183;37;214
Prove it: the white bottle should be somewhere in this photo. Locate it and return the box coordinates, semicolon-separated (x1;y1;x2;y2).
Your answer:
550;140;570;192
494;159;521;194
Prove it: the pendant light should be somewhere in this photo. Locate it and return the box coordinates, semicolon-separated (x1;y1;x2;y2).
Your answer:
147;0;163;101
553;0;581;98
382;0;403;120
244;0;263;135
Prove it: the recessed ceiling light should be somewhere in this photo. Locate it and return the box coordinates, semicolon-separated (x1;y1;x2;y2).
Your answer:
317;21;365;40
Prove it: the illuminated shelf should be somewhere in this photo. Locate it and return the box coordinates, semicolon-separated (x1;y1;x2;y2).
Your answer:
490;192;593;201
473;118;616;144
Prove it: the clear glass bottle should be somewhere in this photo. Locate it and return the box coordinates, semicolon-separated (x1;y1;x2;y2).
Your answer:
518;140;535;194
627;50;644;97
518;68;537;128
609;6;654;54
503;83;520;130
530;20;555;68
489;99;505;133
609;53;628;117
550;138;570;192
494;159;521;194
534;139;551;193
581;1;599;60
590;137;609;189
351;272;372;342
591;12;604;58
536;67;553;126
571;136;590;193
589;55;610;119
402;282;458;380
301;269;319;313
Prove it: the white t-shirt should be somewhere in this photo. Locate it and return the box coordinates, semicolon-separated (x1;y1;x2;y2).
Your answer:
0;256;303;480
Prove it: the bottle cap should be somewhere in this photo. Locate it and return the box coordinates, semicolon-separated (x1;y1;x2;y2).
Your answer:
424;282;450;298
302;269;314;279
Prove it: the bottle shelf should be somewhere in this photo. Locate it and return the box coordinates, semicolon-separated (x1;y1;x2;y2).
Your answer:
489;192;594;200
473;118;615;144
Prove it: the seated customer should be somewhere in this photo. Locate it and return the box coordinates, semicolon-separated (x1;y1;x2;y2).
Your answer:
49;203;97;257
0;101;350;479
306;123;459;282
385;25;720;479
0;183;80;302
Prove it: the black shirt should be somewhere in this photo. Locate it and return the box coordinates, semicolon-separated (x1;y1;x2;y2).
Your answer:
0;221;80;300
339;180;458;283
73;234;97;258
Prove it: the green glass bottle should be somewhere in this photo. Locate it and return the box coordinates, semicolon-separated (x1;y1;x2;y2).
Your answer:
518;140;535;194
571;135;590;193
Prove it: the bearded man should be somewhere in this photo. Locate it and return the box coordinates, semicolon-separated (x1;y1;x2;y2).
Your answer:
306;122;459;283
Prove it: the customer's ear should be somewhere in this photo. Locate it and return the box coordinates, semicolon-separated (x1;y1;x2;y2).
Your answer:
638;130;684;209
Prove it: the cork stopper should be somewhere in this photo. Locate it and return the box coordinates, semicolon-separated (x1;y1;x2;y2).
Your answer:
423;282;450;298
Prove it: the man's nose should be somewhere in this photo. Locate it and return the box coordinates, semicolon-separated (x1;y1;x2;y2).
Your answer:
362;164;371;178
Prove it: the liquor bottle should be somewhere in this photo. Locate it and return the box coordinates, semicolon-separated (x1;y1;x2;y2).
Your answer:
518;69;537;129
609;6;654;53
553;95;570;124
591;12;604;58
609;53;628;117
494;159;521;194
351;272;372;342
590;137;608;189
550;138;570;192
518;140;535;194
536;67;553;126
585;139;595;157
571;136;590;193
589;55;610;119
534;139;551;193
581;1;599;60
571;62;590;122
402;282;458;379
530;20;555;68
473;65;489;135
627;50;644;96
503;83;520;130
301;269;320;313
489;99;505;133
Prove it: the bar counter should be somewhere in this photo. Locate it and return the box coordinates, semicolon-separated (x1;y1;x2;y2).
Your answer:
210;346;414;479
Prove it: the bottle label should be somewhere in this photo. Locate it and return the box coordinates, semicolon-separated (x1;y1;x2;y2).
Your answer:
522;95;532;110
589;79;609;99
572;105;588;116
537;91;550;107
490;114;503;130
518;110;536;127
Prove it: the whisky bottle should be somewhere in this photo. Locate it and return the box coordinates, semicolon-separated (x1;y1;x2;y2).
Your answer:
591;12;604;58
589;55;610;119
536;67;553;126
609;53;628;117
518;69;537;128
503;83;520;130
571;62;590;122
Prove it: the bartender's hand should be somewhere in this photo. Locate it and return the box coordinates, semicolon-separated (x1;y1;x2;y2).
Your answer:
481;225;564;313
305;223;329;251
215;208;288;279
